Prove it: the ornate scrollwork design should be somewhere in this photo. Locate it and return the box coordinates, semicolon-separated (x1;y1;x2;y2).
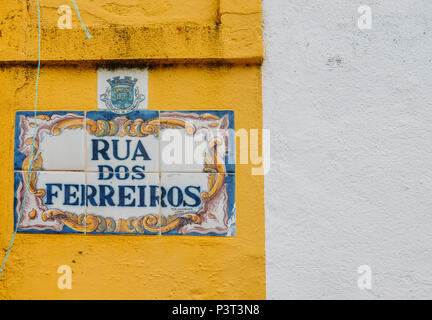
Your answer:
19;113;230;234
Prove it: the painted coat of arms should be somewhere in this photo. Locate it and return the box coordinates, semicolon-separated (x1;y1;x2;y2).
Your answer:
100;76;145;114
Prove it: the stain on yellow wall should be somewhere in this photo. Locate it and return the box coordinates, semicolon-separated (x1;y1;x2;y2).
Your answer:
0;0;264;300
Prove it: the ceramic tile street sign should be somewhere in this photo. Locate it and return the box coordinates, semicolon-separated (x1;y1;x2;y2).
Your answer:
13;110;235;236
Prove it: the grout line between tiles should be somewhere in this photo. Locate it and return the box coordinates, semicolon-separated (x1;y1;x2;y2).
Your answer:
84;111;87;235
13;170;234;175
158;113;162;235
13;170;235;174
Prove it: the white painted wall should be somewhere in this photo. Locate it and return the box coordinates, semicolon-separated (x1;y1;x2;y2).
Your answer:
263;0;432;299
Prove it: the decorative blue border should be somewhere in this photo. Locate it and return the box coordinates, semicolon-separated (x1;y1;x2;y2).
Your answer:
13;110;236;236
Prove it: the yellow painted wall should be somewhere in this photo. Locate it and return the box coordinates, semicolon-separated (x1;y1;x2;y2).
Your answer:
0;0;264;299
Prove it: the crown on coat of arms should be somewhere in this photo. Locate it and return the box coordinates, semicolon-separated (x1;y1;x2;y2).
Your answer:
107;76;138;87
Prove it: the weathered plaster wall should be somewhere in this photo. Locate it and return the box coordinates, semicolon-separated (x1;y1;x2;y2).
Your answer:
0;0;262;62
0;0;265;299
264;0;432;299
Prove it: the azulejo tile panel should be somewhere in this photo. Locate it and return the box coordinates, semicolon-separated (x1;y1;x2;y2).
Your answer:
13;110;235;236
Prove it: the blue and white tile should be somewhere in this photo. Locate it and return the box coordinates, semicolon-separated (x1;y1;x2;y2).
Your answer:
14;170;86;234
85;171;160;234
160;173;235;236
159;110;235;173
86;110;159;173
97;68;148;110
14;111;85;171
